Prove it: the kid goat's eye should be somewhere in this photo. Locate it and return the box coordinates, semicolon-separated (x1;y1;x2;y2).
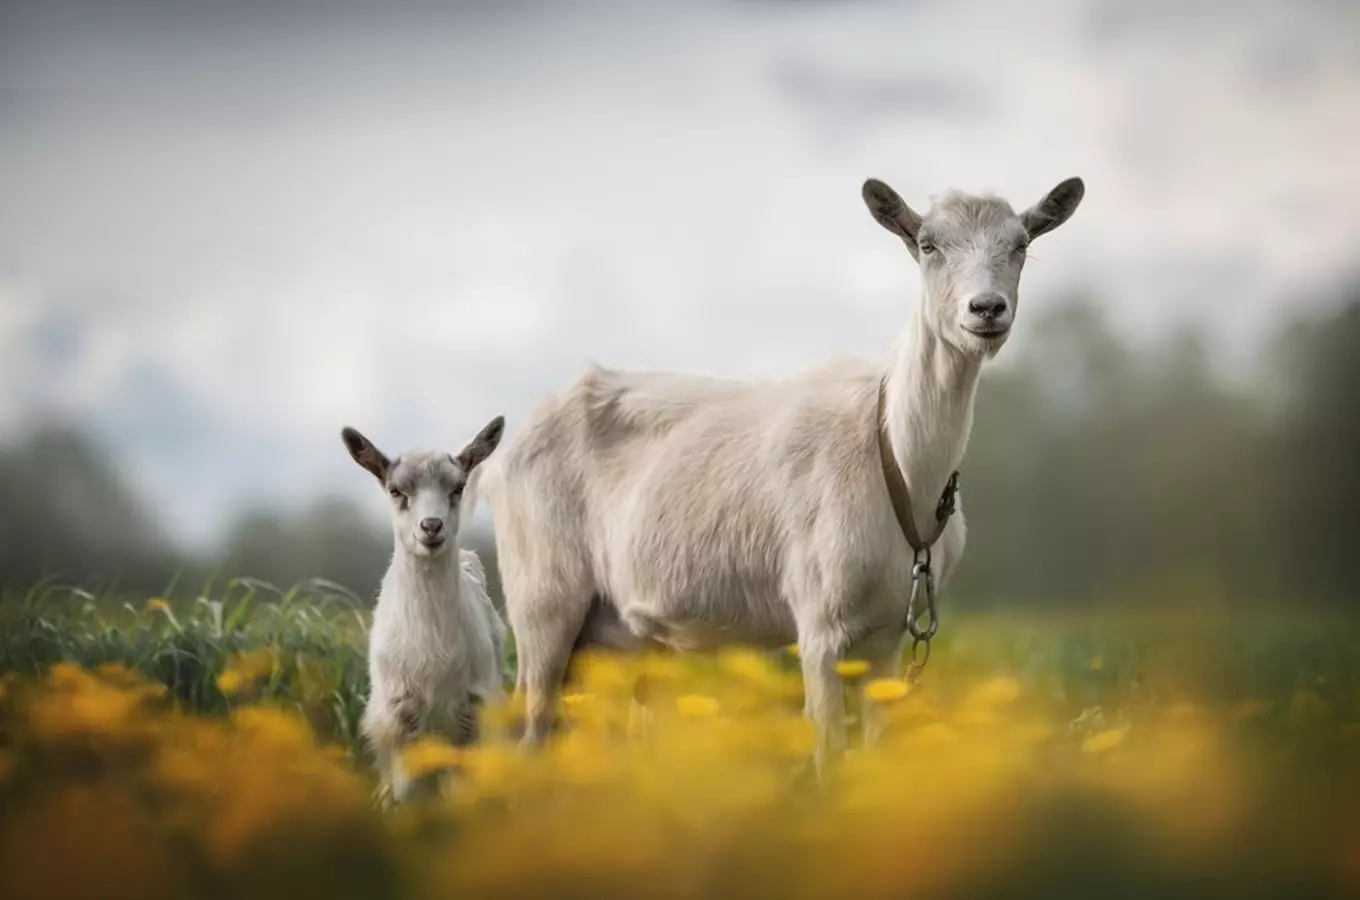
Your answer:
389;488;403;501
918;241;936;255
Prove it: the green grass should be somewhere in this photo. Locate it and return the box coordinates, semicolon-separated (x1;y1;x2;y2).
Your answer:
4;576;1357;760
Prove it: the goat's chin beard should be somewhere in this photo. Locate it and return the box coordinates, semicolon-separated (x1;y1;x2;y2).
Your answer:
408;539;450;559
954;326;1010;358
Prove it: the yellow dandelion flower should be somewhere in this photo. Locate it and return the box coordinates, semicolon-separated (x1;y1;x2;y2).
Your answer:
675;694;720;717
145;597;170;612
215;670;245;695
1089;654;1103;670
575;652;631;693
834;659;870;679
562;692;596;708
864;678;909;703
229;707;313;749
717;648;775;683
48;662;89;689
1082;727;1126;753
401;736;463;778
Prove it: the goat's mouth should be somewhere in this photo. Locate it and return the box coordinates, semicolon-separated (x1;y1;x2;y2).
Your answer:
963;323;1010;339
415;535;447;551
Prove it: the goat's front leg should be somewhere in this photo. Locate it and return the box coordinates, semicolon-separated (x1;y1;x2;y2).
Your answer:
797;628;848;778
362;689;427;805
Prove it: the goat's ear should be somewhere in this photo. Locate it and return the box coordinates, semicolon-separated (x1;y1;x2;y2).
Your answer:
862;178;922;254
456;415;505;473
341;426;391;483
1022;177;1085;240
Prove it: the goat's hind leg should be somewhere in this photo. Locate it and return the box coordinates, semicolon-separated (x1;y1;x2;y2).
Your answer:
508;584;593;748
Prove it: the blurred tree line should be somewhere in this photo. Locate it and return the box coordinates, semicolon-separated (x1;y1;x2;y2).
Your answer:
2;292;1357;611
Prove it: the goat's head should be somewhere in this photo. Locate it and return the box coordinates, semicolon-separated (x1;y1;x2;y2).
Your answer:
340;416;505;559
862;176;1085;357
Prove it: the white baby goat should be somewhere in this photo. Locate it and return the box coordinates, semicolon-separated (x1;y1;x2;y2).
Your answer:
341;416;507;803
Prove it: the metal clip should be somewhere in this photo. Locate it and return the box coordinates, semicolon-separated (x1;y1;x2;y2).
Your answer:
905;548;938;642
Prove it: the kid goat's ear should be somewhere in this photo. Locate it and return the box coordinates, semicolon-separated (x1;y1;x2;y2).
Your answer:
341;426;392;483
456;415;506;474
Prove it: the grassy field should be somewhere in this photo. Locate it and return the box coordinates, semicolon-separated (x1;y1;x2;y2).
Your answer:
1;579;1359;899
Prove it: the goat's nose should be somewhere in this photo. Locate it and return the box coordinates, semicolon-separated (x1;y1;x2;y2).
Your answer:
968;293;1008;319
419;517;444;536
968;292;1011;320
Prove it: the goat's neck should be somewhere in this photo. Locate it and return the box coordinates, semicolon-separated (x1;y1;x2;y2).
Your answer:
881;305;984;539
383;544;463;613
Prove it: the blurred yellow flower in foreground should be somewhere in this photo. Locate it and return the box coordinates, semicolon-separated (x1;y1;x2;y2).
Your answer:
964;676;1023;709
1082;727;1127;753
3;630;1353;900
215;670;245;694
401;736;464;778
675;694;720;717
864;678;909;702
834;659;870;679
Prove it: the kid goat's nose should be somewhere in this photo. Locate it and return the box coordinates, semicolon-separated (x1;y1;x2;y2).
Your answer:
419;517;444;536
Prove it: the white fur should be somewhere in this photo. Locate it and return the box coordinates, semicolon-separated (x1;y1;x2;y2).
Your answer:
479;177;1083;771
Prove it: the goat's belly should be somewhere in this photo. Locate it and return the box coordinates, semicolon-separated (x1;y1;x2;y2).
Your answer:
656;618;797;653
613;588;798;652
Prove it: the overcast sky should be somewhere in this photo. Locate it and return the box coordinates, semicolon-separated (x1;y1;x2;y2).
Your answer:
2;0;1358;547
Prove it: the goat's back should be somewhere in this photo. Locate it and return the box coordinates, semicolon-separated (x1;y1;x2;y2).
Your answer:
486;358;905;648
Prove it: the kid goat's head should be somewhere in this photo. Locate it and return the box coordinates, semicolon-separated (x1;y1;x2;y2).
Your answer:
862;176;1085;357
340;416;505;559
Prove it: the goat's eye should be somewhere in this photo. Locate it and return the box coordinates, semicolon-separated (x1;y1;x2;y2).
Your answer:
918;240;936;255
450;485;464;503
388;487;404;501
1014;241;1029;254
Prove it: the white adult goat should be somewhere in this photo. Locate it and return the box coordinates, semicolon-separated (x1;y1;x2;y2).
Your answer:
480;176;1085;771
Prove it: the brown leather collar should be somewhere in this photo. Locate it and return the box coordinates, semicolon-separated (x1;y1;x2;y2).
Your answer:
876;377;960;555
